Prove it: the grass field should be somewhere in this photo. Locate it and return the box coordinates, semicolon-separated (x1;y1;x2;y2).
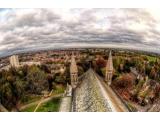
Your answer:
36;98;60;112
146;56;157;62
20;85;64;112
21;97;61;112
21;95;41;105
21;104;37;112
52;85;65;95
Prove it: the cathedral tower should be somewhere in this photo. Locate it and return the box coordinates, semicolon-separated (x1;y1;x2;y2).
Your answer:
9;55;20;68
70;53;78;89
105;51;114;85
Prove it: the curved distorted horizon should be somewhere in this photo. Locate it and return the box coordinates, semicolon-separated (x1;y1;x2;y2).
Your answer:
1;8;160;112
0;8;160;57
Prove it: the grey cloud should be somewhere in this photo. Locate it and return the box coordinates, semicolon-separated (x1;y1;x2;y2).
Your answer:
17;10;59;27
0;8;160;57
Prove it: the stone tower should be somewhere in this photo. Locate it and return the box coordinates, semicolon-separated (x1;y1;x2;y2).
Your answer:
105;51;113;85
9;55;20;68
70;53;78;89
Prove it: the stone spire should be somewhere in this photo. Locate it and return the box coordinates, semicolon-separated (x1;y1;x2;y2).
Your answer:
70;53;78;88
105;51;114;85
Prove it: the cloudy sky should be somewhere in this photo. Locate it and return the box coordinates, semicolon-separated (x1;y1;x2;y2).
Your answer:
0;8;160;56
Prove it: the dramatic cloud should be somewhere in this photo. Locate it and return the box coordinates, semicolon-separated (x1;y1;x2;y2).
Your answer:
0;8;160;56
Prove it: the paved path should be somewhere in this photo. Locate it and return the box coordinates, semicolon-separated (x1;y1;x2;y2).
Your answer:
34;89;54;112
0;103;8;112
34;97;44;112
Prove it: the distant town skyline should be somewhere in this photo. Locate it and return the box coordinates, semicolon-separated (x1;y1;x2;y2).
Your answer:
0;8;160;56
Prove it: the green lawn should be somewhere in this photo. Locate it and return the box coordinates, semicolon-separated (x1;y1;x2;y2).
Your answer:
20;86;63;112
53;85;65;95
21;97;61;112
126;102;137;112
21;95;41;105
36;98;60;112
21;104;37;112
146;56;156;62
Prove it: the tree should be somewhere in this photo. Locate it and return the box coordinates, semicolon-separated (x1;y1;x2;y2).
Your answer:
150;67;157;79
0;81;13;110
47;74;54;90
27;65;48;94
113;57;121;72
12;77;25;110
96;57;106;68
40;64;51;73
115;74;134;89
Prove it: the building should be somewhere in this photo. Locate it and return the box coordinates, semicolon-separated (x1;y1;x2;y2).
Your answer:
21;61;41;66
70;53;78;89
0;55;41;71
105;51;114;85
59;51;128;112
65;83;72;97
9;55;19;67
